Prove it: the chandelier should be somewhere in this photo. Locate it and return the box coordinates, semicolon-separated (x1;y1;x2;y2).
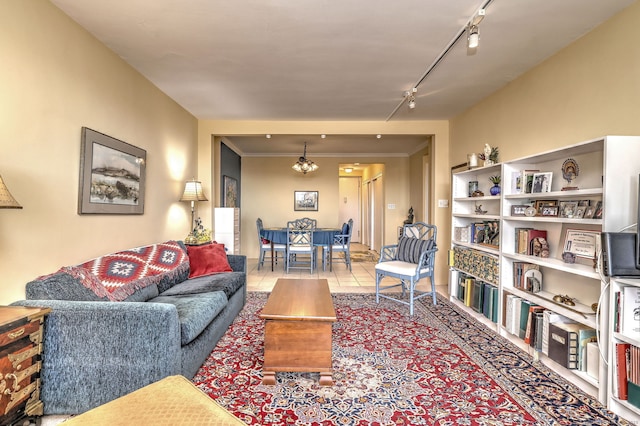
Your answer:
292;142;318;174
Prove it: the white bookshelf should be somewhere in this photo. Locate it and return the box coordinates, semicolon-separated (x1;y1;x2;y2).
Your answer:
449;136;640;416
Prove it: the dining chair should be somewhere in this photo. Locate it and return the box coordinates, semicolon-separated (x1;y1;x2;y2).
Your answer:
292;217;317;229
323;218;353;271
375;222;438;315
256;218;285;270
286;219;316;274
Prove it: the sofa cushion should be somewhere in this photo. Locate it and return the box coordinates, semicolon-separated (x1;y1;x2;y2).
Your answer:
160;272;245;299
148;292;228;345
26;270;108;301
123;284;159;302
187;244;232;278
397;237;435;264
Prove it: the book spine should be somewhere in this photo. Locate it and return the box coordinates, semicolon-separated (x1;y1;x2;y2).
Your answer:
616;342;631;400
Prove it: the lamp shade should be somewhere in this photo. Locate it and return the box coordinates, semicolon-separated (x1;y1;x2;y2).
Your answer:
0;174;22;209
180;180;208;202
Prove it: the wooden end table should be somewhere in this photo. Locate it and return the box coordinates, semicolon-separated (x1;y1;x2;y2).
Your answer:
259;278;337;386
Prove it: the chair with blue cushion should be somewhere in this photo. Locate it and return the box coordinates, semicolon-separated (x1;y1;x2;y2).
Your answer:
285;219;316;274
375;222;437;315
323;219;353;272
256;218;286;270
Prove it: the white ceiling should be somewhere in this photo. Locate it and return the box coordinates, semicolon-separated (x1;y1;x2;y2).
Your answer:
51;0;636;155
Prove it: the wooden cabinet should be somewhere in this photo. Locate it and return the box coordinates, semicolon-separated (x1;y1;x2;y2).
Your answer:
0;306;50;426
449;135;640;417
215;207;240;254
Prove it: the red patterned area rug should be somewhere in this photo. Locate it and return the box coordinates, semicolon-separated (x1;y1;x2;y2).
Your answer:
193;293;629;425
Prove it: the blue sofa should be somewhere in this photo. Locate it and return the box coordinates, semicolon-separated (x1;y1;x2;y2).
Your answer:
12;240;246;415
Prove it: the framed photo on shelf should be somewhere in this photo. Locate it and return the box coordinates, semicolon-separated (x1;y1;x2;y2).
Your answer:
534;199;557;215
78;127;146;215
532;172;553;193
511;205;528;216
559;201;579;218
540;205;559;217
593;201;603;219
294;190;319;211
574;206;586;219
583;204;596;219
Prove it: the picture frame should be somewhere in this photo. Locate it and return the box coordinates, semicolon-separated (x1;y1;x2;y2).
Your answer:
583;204;596;219
78;127;146;215
593;201;603;219
541;205;559;217
223;175;238;207
294;190;318;211
559;201;579;218
532;172;553;193
511;205;527;216
574;206;586;219
534;199;557;215
563;228;600;259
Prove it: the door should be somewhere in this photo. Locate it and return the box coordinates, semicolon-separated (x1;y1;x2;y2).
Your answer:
338;177;361;242
372;175;384;252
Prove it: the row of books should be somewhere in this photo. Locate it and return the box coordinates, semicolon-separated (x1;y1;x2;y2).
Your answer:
514;228;548;257
504;294;598;375
614;343;640;408
456;273;498;323
454;222;500;248
613;286;640;339
512;262;541;293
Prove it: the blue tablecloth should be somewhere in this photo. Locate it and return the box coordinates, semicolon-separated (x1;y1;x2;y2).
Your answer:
261;228;340;245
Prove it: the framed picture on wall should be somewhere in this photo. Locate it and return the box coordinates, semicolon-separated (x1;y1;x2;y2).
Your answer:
78;127;146;215
294;191;318;211
223;175;238;207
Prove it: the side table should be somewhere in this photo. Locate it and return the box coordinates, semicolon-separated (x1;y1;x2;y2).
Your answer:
0;305;51;426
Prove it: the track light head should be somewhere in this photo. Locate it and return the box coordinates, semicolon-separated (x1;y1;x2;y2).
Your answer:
468;25;479;49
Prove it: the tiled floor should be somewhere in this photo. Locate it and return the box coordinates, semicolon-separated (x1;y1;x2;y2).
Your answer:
247;243;448;296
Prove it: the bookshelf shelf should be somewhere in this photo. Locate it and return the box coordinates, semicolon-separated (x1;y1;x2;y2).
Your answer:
449;135;640;416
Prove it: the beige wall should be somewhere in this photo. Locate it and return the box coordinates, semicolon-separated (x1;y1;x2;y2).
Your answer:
450;2;640;165
0;1;198;304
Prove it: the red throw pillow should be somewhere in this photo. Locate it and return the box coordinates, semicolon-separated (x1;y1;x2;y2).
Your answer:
187;243;232;278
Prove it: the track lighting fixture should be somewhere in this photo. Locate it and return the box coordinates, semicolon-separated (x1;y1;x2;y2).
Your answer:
467;9;485;50
404;87;417;110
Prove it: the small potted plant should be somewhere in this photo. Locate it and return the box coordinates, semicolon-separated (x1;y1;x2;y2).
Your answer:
489;175;501;196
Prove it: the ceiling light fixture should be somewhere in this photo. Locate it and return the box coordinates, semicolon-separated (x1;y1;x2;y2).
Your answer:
292;142;318;174
321;134;326;139
376;134;382;139
385;0;493;121
467;9;485;50
266;134;271;139
344;167;353;173
405;88;417;110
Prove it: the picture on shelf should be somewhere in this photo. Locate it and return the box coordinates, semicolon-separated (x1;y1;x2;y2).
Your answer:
532;172;553;193
521;169;539;193
563;228;600;259
593;201;603;219
534;199;558;215
559;201;579;218
511;205;528;216
583;204;596;219
541;206;559;217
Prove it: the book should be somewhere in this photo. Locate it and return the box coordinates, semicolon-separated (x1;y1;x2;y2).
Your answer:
464;277;474;307
533;311;545;351
622;286;640;338
577;328;597;371
514;228;532;255
614;343;630;400
542;311;572;356
519;299;534;339
482;283;492;319
505;294;521;335
586;341;599;380
548;322;588;369
524;305;545;345
490;286;498;323
471;280;484;312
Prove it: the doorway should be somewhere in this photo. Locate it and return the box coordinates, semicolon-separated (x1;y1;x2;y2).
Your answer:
338;177;361;243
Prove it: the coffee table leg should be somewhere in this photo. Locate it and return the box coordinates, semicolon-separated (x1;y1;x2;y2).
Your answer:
319;372;333;386
262;371;276;385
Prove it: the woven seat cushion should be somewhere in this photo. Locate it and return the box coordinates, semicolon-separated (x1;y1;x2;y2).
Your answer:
375;260;430;275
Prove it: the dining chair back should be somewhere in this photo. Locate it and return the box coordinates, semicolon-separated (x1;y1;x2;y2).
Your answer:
375;222;438;315
256;218;286;270
292;217;317;230
323;218;354;271
286;219;316;274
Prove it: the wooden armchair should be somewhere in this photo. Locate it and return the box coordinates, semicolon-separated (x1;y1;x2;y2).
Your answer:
375;222;437;315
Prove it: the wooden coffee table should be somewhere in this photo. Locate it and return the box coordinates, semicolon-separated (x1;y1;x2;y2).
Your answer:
260;278;337;386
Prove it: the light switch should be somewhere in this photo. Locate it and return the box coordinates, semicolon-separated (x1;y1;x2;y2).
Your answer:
387;204;396;209
438;199;449;208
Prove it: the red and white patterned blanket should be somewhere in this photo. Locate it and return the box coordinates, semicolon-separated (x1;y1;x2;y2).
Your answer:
64;240;189;301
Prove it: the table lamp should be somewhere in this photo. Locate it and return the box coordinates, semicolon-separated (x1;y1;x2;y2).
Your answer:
180;179;207;241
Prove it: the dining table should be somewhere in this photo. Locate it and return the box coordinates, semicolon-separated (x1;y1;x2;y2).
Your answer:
260;227;341;272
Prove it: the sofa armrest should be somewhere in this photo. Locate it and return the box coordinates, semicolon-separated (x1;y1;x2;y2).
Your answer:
11;299;182;415
227;254;246;273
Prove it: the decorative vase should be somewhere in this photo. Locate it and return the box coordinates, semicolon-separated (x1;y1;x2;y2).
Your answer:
490;184;501;196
